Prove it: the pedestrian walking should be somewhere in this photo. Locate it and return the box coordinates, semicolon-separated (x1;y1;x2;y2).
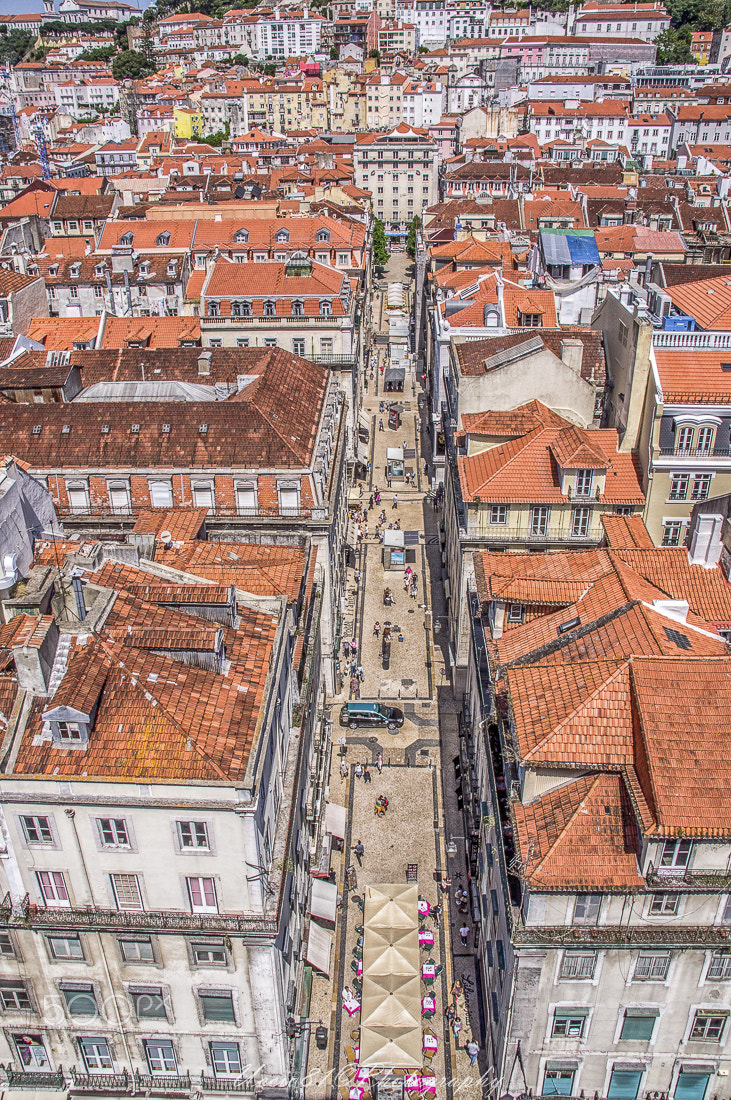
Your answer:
387;475;392;489
392;494;398;509
350;675;360;699
340;760;348;782
446;1003;456;1025
363;765;371;784
369;494;374;509
354;569;361;585
460;923;470;947
379;418;384;431
373;621;380;638
453;1017;463;1047
354;840;365;866
355;761;363;780
376;751;383;773
431;902;442;927
466;1039;479;1067
351;639;358;657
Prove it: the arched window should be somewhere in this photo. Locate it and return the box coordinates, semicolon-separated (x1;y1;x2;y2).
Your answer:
208;300;220;317
231;300;244;317
319;299;332;316
263;300;276;317
156;231;171;246
120;232;134;246
241;300;252;317
291;299;304;316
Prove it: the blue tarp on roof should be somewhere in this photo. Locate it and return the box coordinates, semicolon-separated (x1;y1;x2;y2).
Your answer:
540;229;600;267
566;233;600;266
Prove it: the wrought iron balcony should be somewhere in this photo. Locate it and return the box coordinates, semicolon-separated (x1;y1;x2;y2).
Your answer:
3;903;278;941
70;1068;131;1092
646;863;731;890
134;1072;191;1093
200;1075;256;1092
514;923;731;948
2;1067;66;1090
68;1069;255;1096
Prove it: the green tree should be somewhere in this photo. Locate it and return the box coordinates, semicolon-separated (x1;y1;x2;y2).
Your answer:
263;61;275;75
406;214;421;259
0;29;34;65
369;48;381;64
654;26;695;61
372;218;389;266
330;45;339;58
78;45;116;60
231;53;248;64
111;48;155;79
200;122;230;147
417;44;430;52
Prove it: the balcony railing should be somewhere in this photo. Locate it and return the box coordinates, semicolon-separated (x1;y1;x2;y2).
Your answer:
653;329;731;349
514;923;731;947
646;863;731;890
464;525;602;544
68;1069;255;1095
658;446;731;458
70;1068;131;1092
2;903;277;940
2;1067;66;1090
57;504;316;522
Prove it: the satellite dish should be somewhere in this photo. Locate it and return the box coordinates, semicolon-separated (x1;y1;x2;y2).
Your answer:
159;530;172;542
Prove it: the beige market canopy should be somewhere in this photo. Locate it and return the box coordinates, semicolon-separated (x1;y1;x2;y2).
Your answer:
359;884;422;1069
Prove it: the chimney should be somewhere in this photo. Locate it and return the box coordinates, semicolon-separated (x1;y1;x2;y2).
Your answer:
198;351;212;376
688;513;724;569
12;615;59;695
560;337;583;375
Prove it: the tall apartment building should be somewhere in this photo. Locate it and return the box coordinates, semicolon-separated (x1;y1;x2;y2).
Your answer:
463;531;731;1100
354;124;439;241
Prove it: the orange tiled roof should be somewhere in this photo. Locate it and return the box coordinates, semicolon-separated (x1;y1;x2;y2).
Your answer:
458;407;644;505
601;514;655;548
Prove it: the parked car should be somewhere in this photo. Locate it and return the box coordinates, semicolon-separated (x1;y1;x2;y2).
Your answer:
339;702;404;731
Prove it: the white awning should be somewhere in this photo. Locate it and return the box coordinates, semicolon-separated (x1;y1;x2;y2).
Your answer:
359;410;372;432
386;448;403;460
325;801;346;839
310;877;338;924
383;529;405;548
306;920;333;976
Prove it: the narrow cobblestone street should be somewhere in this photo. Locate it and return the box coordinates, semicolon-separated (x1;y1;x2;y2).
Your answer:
304;254;487;1100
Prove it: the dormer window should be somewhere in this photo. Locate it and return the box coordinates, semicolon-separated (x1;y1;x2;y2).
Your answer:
166;261;177;276
518;310;541;327
316;228;331;243
95;263;106;278
139;261;151;277
28;264;39;276
275;228;290;243
231;300;251;317
263;300;276;317
49;265;59;276
70;264;81;279
208;300;220;317
234;228;249;243
575;470;593;497
156;231;171;246
319;299;332;316
119;232;134;246
483;306;499;327
291;299;304;316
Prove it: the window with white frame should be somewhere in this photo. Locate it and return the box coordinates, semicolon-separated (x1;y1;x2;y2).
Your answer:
66;481;89;513
144;1039;176;1074
37;870;70;907
659;839;692;871
178;821;209;849
149;480;173;509
691;474;712;501
187;876;217;913
489;505;508;524
278;484;300;515
80;1037;113;1072
235;483;257;516
110;873;143;911
690;1010;728;1041
107;482;130;514
620;1007;659;1040
552;1008;588;1037
634;951;670;981
118;938;154;963
191;482;214;513
508;603;523;622
649;893;679;915
676;425;694;454
13;1035;49;1069
21;815;53;845
575;469;593;496
669;474;689;500
48;935;83;960
662;521;683;547
573;894;601;924
0;980;32;1011
559;951;597;980
571;506;591;537
98;818;130;848
530;505;550;536
210;1041;241;1076
191;940;227;967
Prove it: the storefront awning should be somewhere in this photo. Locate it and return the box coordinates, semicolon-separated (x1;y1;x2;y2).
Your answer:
325;801;346;840
306;920;333;976
310;877;338;924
